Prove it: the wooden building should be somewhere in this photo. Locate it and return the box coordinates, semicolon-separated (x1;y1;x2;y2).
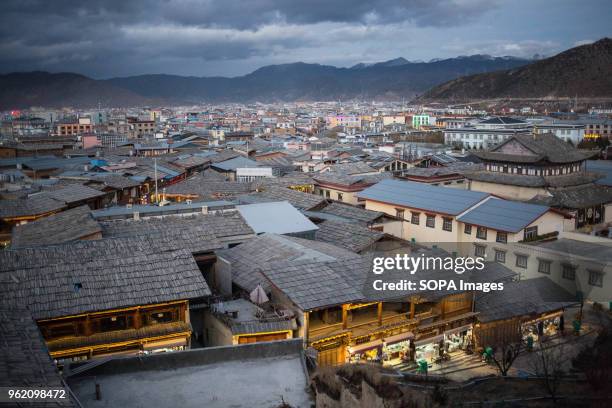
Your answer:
474;277;577;350
0;236;212;363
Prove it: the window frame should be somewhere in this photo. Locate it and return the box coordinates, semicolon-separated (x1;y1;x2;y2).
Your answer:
464;224;472;235
442;217;453;232
538;259;552;275
515;254;528;269
496;231;508;243
588;270;603;287
474;244;486;258
476;226;487;240
494;250;506;264
410;211;420;225
425;214;436;228
562;264;576;281
524;226;538;240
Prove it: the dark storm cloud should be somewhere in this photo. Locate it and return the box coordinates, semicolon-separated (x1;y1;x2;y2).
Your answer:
0;0;609;77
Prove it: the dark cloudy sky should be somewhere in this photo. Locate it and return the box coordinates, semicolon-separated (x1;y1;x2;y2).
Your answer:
1;0;610;78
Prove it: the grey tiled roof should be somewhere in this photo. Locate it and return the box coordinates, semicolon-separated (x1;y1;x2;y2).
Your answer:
217;233;360;293
323;162;378;175
313;171;390;187
476;277;577;323
11;205;102;248
208;150;241;163
41;183;107;204
259;248;517;310
101;211;253;241
260;257;366;311
0;237;211;320
315;220;384;253
464;170;603;188
0;195;66;219
475;133;596;164
0;307;75;406
528;184;612;209
252;172;315;189
318;202;384;224
244;186;327;210
92;174;142;189
164;173;253;198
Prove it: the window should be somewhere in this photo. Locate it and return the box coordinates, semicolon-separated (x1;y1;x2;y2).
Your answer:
588;270;603;287
476;226;487;240
496;231;507;243
396;209;405;220
562;264;576;280
44;323;76;340
515;254;528;269
325;190;330;198
97;315;129;331
538;260;551;275
442;217;453;232
494;250;506;263
146;309;178;324
411;212;420;225
464;224;472;235
337;192;343;201
426;214;435;228
474;244;486;257
524;226;538;241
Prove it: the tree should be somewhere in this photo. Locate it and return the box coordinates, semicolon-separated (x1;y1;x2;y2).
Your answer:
489;338;523;377
529;337;566;402
573;325;612;390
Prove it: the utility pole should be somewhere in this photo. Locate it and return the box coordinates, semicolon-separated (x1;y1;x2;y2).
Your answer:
154;157;158;204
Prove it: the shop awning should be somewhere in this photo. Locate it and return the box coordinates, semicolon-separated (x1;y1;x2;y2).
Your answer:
143;338;187;351
415;335;444;347
349;339;383;354
444;324;472;336
384;331;414;345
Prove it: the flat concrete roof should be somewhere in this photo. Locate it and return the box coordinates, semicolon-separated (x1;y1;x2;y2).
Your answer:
68;340;312;408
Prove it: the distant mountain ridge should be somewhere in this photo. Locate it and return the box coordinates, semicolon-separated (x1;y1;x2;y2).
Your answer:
420;38;612;102
0;54;530;108
104;55;530;104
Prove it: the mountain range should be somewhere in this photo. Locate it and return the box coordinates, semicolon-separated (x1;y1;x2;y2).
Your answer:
420;38;612;102
0;55;530;109
1;39;610;109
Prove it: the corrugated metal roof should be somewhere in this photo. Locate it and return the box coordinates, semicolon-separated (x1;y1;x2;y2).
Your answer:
457;198;550;233
357;179;489;215
237;201;318;235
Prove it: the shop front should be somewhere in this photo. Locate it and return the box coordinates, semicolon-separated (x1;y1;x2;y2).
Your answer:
348;339;383;363
414;334;444;364
443;324;473;353
521;312;564;344
382;331;414;365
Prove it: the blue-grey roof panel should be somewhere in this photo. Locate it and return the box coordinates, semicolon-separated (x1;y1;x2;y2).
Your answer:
457;198;550;233
357;179;489;215
237;201;318;235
